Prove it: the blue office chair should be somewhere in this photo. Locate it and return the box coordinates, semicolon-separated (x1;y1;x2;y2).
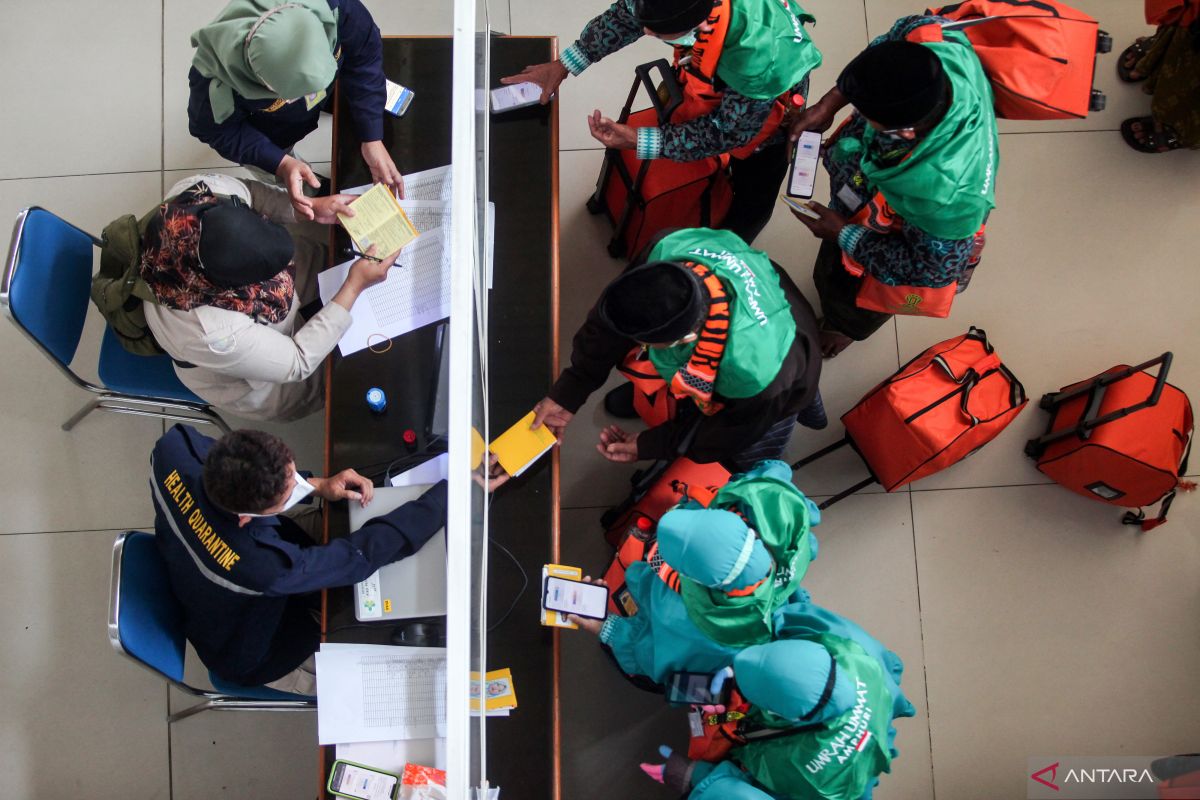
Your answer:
1;207;229;433
108;531;315;722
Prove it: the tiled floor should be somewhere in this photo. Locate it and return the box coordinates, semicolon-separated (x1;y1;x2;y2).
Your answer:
1;1;1197;799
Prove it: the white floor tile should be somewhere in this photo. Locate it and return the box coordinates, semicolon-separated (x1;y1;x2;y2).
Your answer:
169;708;319;800
0;173;168;534
912;484;1200;798
0;530;170;800
896;130;1200;492
0;1;162;180
801;492;934;800
864;0;1153;134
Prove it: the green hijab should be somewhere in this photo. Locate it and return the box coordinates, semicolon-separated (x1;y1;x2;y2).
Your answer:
191;0;339;123
720;0;822;100
834;31;999;240
666;460;820;648
645;228;795;400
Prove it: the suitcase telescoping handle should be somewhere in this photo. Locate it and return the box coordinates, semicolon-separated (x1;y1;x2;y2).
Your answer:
1025;352;1174;458
631;59;684;126
791;437;878;510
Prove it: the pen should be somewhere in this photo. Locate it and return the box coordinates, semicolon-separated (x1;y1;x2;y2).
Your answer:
344;247;383;263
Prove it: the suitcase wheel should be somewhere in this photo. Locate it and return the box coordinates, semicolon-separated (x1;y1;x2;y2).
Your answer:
1089;90;1107;113
607;239;628;259
1097;30;1113;54
1023;440;1044;459
1038;392;1058;411
586;194;605;215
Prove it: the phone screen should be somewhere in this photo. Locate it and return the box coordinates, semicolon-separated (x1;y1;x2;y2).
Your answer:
666;672;721;706
329;761;398;800
543;576;609;620
787;131;822;199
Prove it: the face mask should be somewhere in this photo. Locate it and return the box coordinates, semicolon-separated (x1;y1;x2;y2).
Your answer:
242;471;315;517
664;30;697;47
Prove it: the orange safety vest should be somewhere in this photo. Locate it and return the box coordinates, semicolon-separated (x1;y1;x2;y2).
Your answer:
673;0;799;160
687;687;752;761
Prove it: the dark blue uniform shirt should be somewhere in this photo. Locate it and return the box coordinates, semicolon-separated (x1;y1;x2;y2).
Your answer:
150;425;446;685
187;0;386;173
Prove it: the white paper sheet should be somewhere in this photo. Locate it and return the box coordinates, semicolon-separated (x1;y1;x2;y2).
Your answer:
400;165;452;201
390;453;449;487
317;229;449;356
316;644;447;745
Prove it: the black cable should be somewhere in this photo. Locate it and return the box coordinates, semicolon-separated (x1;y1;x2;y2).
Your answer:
487;536;529;633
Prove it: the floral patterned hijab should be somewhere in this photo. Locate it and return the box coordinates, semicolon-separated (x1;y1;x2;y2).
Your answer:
139;182;294;323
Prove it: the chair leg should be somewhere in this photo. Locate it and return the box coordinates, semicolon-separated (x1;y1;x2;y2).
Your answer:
167;699;216;724
62;396;101;431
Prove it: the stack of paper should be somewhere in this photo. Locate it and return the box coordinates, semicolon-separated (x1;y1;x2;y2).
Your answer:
489;411;557;478
316;643;447;745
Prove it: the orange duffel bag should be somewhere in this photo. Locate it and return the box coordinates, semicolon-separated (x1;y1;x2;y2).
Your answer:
923;0;1112;119
794;327;1027;505
1025;353;1194;531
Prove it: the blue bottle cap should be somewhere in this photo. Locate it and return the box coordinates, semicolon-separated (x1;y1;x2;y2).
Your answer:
366;387;387;413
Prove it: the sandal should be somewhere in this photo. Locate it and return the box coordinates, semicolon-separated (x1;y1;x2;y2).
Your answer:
1121;117;1182;153
1117;36;1154;82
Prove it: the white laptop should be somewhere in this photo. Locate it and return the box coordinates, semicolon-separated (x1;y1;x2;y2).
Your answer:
350;484;447;621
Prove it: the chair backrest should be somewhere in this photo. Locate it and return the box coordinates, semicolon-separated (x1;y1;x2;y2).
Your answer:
108;531;188;683
2;207;97;370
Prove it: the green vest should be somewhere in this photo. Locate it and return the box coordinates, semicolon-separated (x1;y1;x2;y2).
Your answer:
838;31;999;240
720;0;823;100
678;468;815;648
735;636;897;800
645;228;796;400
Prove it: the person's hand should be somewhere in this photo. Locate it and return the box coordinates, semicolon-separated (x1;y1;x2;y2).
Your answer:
331;245;401;311
276;154;321;221
501;60;568;104
588;110;637;150
308;193;357;225
478;453;511;492
786;87;848;141
531;396;574;440
790;201;848;241
310;468;374;507
639;746;676;785
597;425;639;463
361;140;405;199
565;576;607;634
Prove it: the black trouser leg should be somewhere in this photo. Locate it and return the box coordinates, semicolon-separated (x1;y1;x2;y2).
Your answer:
719;139;790;246
812;239;892;341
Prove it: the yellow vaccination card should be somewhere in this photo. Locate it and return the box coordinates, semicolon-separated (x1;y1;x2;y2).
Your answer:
489;411;557;478
338;182;419;259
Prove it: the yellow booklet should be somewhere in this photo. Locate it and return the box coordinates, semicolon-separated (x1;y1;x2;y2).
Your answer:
337;182;419;258
469;668;518;713
540;564;582;629
489;411;557;478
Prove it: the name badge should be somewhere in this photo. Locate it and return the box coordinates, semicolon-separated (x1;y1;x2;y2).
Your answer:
836;183;865;213
688;710;704;737
304;89;327;111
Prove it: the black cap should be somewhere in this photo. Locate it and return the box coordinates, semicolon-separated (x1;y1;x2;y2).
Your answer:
599;261;706;343
196;202;294;288
634;0;716;34
837;41;949;129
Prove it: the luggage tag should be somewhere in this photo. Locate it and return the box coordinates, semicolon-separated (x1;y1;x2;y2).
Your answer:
688;710;704;737
304;89;327;111
836;182;865;214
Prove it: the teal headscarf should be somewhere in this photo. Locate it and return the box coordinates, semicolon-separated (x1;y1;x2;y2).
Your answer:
191;0;339;123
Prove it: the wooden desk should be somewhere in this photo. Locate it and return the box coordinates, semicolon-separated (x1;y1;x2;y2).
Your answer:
321;35;561;798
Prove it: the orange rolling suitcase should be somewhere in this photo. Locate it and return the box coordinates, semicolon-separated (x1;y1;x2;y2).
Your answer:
586;59;732;260
1025;353;1194;531
600;456;730;616
923;0;1112;119
794;327;1028;507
